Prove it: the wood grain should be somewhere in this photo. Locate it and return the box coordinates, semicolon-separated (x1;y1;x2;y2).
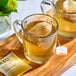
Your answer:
23;38;76;76
0;34;41;76
0;34;76;76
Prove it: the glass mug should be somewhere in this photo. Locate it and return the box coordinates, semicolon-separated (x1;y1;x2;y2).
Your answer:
13;14;58;64
40;0;76;39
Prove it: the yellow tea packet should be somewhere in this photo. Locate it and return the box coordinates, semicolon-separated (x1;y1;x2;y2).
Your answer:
0;52;32;76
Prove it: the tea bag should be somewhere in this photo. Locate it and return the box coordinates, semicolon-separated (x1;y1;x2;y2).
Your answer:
63;0;76;12
28;22;52;37
63;0;76;22
28;22;54;49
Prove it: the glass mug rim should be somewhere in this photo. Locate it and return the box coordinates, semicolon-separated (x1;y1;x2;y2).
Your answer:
21;13;59;38
52;2;76;14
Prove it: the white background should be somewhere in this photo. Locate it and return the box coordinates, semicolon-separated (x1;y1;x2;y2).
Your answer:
0;0;76;76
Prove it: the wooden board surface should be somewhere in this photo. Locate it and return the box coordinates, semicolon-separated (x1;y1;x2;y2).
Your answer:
24;39;76;76
0;34;41;76
0;34;76;76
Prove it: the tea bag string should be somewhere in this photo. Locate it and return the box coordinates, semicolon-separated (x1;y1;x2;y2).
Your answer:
58;40;61;46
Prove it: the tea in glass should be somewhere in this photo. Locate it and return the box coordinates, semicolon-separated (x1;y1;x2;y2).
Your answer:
13;14;58;64
22;14;58;64
54;0;76;38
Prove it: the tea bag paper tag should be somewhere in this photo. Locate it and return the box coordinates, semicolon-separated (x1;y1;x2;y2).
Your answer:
56;46;68;55
0;52;32;76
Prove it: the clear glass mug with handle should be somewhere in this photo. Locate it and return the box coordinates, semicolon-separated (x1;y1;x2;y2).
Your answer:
40;0;76;39
13;14;58;64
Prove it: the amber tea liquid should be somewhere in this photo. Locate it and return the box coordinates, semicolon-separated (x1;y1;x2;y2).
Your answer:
54;0;76;38
23;21;56;64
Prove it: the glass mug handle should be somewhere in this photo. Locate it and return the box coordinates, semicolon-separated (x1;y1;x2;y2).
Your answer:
40;0;54;14
13;20;23;43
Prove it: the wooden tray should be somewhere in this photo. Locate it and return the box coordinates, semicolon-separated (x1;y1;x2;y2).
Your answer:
0;34;76;76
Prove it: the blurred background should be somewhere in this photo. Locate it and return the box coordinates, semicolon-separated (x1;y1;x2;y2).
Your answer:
0;0;42;41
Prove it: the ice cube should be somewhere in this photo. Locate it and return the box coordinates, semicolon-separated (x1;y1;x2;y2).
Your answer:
63;0;76;12
28;22;52;37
